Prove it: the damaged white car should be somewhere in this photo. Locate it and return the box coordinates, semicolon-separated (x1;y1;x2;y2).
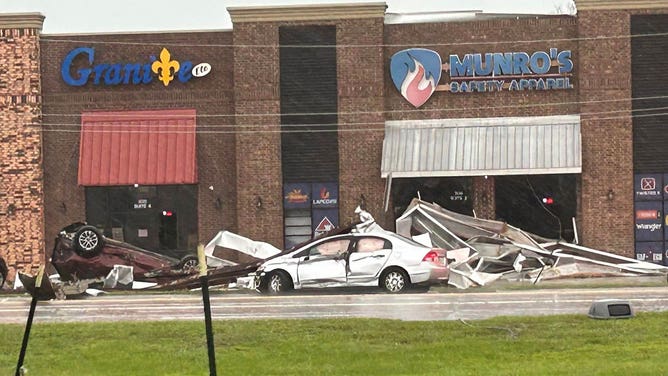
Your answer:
251;229;448;294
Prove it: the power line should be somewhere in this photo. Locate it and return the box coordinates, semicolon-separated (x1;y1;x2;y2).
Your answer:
31;110;668;134
39;30;668;48
38;106;668;129
38;95;668;122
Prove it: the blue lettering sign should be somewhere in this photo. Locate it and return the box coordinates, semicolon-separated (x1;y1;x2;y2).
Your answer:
61;47;94;86
530;51;551;74
60;47;208;87
512;52;531;74
449;54;473;77
492;53;513;75
450;49;574;78
473;53;493;75
178;61;193;83
557;50;573;74
445;48;574;94
123;63;143;84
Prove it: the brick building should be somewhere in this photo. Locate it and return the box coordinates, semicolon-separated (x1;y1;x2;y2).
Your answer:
0;14;45;284
1;0;668;285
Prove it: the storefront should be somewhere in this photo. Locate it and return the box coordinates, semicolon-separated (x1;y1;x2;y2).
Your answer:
38;34;236;266
2;0;668;283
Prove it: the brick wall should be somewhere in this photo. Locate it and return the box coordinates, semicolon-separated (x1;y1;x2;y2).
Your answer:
24;6;667;262
231;14;388;246
0;14;45;285
384;17;581;234
337;18;389;229
40;31;236;254
578;7;668;256
472;176;496;219
384;17;580;120
232;22;283;246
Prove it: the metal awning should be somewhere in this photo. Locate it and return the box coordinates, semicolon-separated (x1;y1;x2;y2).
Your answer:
78;109;197;186
381;114;581;178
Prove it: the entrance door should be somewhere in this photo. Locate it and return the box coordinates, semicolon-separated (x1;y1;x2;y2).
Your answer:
159;211;178;250
495;174;577;240
85;185;198;253
124;212;160;251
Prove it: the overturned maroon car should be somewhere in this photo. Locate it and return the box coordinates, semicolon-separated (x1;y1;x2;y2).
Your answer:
51;222;199;286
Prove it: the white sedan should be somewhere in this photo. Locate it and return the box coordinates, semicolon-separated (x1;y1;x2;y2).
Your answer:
254;230;448;294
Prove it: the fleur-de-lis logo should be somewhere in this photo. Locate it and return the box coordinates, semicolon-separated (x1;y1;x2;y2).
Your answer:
151;48;180;86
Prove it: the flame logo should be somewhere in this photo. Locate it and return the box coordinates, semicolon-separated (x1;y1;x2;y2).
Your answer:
390;49;442;108
151;48;180;86
320;187;330;199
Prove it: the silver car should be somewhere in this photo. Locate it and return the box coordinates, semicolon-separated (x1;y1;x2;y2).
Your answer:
254;230;448;294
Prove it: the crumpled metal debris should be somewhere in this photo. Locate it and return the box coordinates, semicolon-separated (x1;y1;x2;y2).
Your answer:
157;231;288;291
103;265;134;289
204;230;281;267
396;198;668;289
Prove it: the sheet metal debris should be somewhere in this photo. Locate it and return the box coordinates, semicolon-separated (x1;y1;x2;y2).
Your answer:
204;230;282;267
28;201;668;298
396;198;668;289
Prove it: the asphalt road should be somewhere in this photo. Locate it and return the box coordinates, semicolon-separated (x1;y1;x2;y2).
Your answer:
2;287;667;324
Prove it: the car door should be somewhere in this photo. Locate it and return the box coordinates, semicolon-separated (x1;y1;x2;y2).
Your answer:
347;236;392;283
296;238;350;286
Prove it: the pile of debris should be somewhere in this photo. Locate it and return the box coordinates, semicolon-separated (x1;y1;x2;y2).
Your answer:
396;199;668;289
16;200;667;298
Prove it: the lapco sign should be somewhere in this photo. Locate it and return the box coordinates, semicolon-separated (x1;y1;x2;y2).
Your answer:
61;47;211;87
390;48;574;107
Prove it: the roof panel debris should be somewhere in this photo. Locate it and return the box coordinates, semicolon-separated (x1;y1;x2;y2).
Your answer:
18;199;667;299
397;198;667;289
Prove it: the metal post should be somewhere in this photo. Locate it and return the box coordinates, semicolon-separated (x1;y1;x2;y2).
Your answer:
198;244;217;376
15;266;45;376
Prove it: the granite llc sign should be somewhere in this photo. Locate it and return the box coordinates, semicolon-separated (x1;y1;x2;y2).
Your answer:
61;47;211;87
390;47;574;107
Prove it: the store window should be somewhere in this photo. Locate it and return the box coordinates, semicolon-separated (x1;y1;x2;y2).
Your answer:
391;177;473;218
356;238;391;253
283;182;339;248
309;239;351;256
631;15;668;263
85;185;198;257
495;175;577;240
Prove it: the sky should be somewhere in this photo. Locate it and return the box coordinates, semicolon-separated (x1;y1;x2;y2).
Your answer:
1;0;576;34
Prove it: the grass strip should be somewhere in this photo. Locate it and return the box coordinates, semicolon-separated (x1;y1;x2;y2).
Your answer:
1;312;667;375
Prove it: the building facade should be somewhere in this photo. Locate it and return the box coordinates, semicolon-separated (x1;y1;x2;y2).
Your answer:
1;0;668;284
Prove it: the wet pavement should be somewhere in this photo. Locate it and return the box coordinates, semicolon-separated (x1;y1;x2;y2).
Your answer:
2;286;668;323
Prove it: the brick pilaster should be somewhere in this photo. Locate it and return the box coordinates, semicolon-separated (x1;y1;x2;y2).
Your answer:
0;13;45;285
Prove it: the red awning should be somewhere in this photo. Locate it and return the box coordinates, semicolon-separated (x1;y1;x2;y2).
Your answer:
78;109;197;186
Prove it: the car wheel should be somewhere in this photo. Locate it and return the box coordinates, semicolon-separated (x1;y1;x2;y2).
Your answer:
73;225;104;257
266;271;293;294
380;268;410;293
0;270;5;289
179;255;199;273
